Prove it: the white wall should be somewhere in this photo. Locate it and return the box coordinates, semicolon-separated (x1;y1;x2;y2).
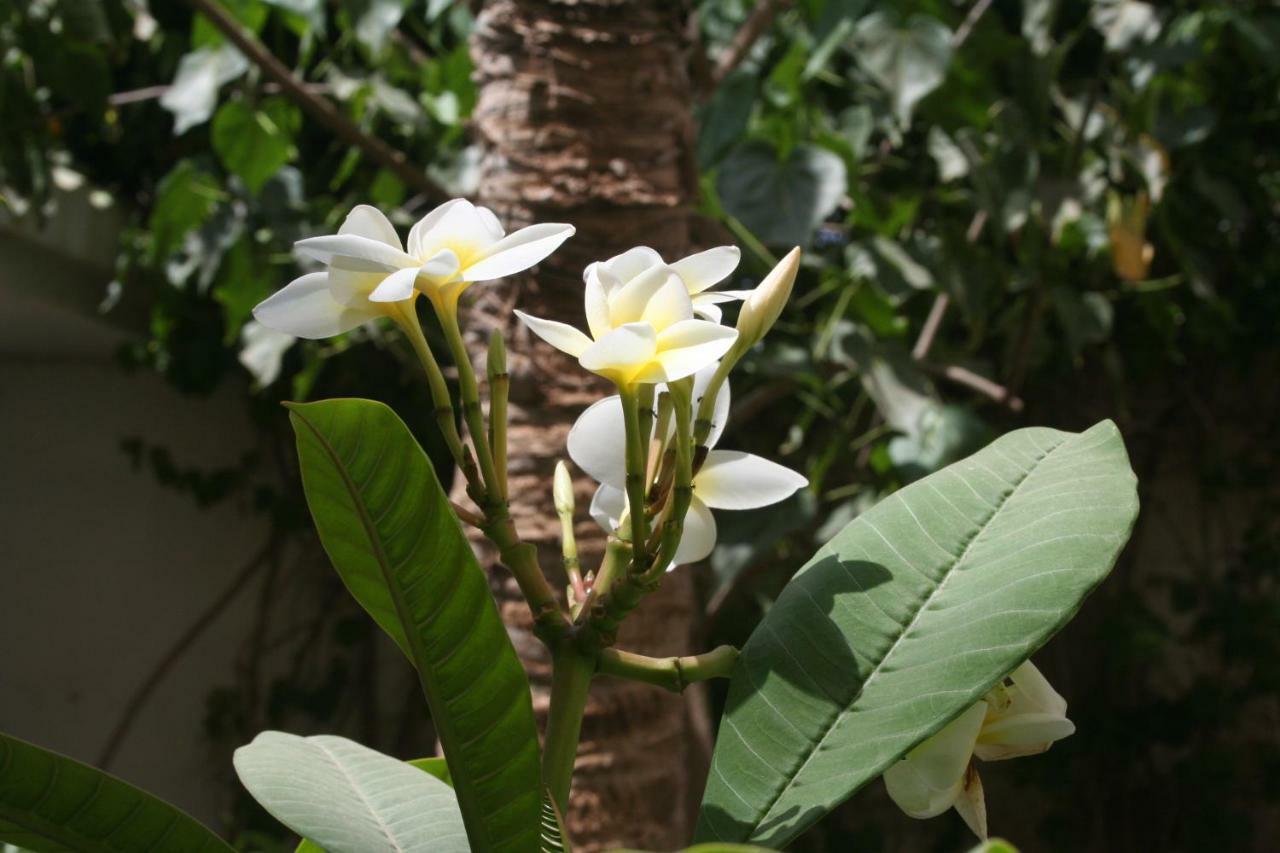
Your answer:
0;230;270;829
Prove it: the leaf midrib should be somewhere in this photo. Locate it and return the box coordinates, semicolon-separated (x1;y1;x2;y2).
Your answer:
312;741;405;853
291;407;499;851
747;432;1067;834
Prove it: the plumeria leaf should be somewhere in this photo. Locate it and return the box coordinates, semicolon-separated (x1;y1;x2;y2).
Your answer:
286;398;541;852
696;422;1138;846
0;731;234;852
236;734;467;853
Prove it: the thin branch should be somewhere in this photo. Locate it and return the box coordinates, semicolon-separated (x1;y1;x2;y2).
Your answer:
109;81;330;107
920;361;1025;411
711;0;793;86
97;536;277;769
912;293;951;360
952;0;994;48
180;0;446;201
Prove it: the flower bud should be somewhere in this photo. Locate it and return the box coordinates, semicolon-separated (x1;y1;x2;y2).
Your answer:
735;247;801;351
553;460;575;517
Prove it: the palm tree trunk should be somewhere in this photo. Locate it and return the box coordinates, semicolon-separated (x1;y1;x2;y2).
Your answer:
464;1;705;848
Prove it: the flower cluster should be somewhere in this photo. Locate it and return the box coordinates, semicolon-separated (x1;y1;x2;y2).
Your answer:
882;660;1075;839
252;199;807;576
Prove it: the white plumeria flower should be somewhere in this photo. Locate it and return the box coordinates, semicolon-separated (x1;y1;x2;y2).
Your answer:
515;254;738;386
584;245;748;322
567;366;807;566
252;200;574;338
883;660;1075;839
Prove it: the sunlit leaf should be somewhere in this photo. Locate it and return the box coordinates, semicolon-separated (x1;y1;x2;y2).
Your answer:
236;733;467;853
852;13;953;126
212;98;300;194
160;45;249;134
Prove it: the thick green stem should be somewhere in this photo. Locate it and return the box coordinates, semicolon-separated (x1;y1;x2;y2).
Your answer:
542;643;597;811
597;645;739;692
619;389;650;567
480;507;567;638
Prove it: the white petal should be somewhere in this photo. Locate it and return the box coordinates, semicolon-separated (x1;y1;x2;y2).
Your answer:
514;310;594;358
339;205;401;248
648;320;738;382
463;223;575;281
884;701;987;820
252;273;377;339
693;291;746;305
567;396;628;489
690;363;731;449
672;497;717;565
953;767;988;839
589;484;626;534
294;233;416;272
475;205;506;240
366;266;421;303
238;321;295;386
420;248;462;279
1007;660;1069;716
580;323;658;379
406;198;474;257
607;265;690;328
604;246;665;283
974;713;1075;762
693;302;723;323
694;451;807;510
672;245;740;294
584;266;613;340
327;266;389;308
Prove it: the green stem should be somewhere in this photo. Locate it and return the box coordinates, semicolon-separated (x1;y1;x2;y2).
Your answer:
597;645;739;692
542;643;597;811
649;379;695;578
396;306;471;483
486;330;510;502
619;389;650;566
434;295;502;502
480;509;567;638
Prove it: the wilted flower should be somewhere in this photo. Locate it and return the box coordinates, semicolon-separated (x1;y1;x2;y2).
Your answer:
567;366;807;565
253;201;574;338
883;660;1075;839
516;254;737;386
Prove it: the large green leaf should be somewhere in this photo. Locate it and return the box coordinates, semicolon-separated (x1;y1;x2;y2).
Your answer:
287;398;541;853
237;733;467;853
0;732;233;853
696;421;1138;846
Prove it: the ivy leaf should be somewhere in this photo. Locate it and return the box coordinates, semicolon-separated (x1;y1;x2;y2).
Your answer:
350;0;411;53
716;141;846;246
147;161;221;260
853;12;953;127
212;98;300;194
160;45;249;134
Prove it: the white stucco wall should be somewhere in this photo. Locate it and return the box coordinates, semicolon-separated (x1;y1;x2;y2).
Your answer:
0;215;269;829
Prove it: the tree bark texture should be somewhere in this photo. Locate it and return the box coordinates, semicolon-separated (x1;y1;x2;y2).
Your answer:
466;2;706;849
